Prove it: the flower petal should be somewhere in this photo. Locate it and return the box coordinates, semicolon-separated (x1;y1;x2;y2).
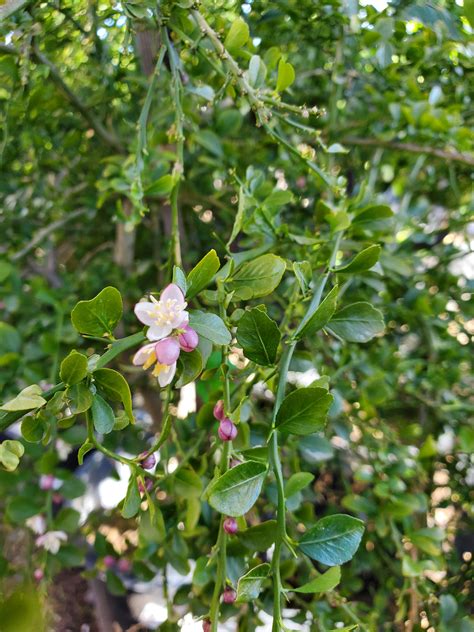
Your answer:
146;322;173;341
134;302;158;327
132;343;156;366
157;362;176;387
161;283;185;304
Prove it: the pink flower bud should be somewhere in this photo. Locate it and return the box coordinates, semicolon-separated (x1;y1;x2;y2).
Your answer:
117;558;132;573
202;620;211;632
155;337;180;365
103;555;115;569
33;568;44;582
223;586;236;604
139;451;156;470
213;400;225;421
218;418;237;442
223;517;238;535
39;474;55;491
178;326;199;352
138;478;154;494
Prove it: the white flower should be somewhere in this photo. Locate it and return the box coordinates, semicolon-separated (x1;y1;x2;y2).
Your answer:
26;514;46;535
135;284;188;341
132;342;176;387
55;438;73;461
35;531;67;554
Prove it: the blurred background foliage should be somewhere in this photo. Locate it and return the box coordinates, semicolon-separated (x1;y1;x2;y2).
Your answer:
0;0;473;630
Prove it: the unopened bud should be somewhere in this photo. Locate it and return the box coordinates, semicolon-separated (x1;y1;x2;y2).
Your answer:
223;517;238;535
117;558;132;573
33;568;44;582
213;399;225;421
155;337;180;365
178;326;199;352
39;474;55;491
103;555;115;569
202;620;211;632
223;586;236;604
218;418;237;442
138;478;154;494
139;451;156;470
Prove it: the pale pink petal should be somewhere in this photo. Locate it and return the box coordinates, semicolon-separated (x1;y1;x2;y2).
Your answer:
134;302;158;327
157;362;176;387
132;343;156;366
161;283;186;305
146;322;173;341
175;311;189;328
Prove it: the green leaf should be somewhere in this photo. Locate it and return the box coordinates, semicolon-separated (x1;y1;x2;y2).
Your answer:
228;254;286;300
236;563;270;602
172;266;187;296
326;302;384;343
67;383;93;414
122;475;141;519
207;462;267;517
238;520;277;551
293;261;312;294
285;472;314;498
94;368;133;422
78;441;94;465
333;245;381;274
299;514;365;566
176;349;202;387
0;440;25;471
224;16;250;52
71;286;122;337
0;385;47;412
297;285;339;339
174;467;203;498
263;189;294;210
292;566;341;593
60;350;89;385
276;387;333;435
7;496;43;523
248;55;267;88
53;507;80;533
91;394;115;434
106;570;126;596
352;205;393;230
21;416;45;443
236;307;281;366
186;250;220;299
276;58;295;92
188;310;231;346
145;174;175;196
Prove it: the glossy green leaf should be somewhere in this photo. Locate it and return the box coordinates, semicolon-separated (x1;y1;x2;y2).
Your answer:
238;520;277;551
333;245;381;274
0;440;25;471
276;58;295;92
224;16;250;52
293;261;312;294
248;55;267;88
228;254;286;301
276;387;333;435
145;174;175;196
285;472;314;498
77;441;94;465
326;302;384;343
172;266;187;295
236;563;270;602
122;475;141;519
67;383;93;415
297;285;339;339
60;350;88;385
94;368;133;422
186;250;220;299
236;307;281;365
0;385;46;412
188;310;231;345
176;349;202;387
299;514;365;566
71;286;122;336
91;393;115;434
352;205;393;230
207;462;267;517
293;566;341;593
21;416;46;443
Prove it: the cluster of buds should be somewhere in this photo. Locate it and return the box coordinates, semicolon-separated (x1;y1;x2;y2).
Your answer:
213;400;237;442
133;284;199;387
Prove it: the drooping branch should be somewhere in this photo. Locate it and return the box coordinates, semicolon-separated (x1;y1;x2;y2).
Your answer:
343;136;474;167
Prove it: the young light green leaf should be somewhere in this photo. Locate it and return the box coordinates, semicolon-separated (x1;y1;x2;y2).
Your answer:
326;302;384;343
60;350;89;386
176;349;203;387
236;307;281;366
0;385;47;412
121;475;141;519
276;387;333;435
248;55;267;88
67;383;93;414
78;441;94;465
297;285;339;339
352;205;393;230
285;472;314;498
299;514;365;566
276;58;295;92
236;563;270;602
145;174;176;196
186;250;220;299
188;310;231;346
71;286;122;337
293;261;312;295
228;254;286;300
94;368;134;422
91;393;115;434
224;16;250;52
292;566;341;593
333;244;381;274
207;462;267;517
0;440;25;471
